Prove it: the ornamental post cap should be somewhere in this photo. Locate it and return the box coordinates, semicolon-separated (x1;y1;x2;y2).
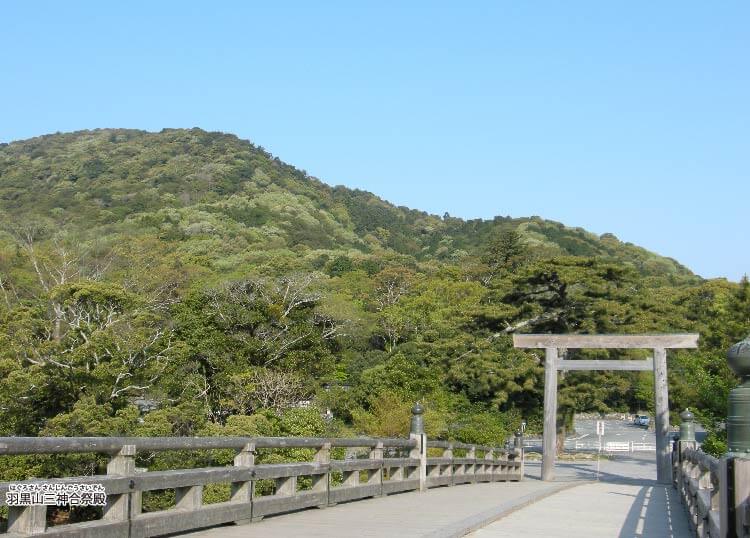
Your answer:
680;408;694;422
728;336;750;379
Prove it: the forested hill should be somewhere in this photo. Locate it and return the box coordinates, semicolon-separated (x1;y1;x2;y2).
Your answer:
0;128;692;278
0;128;746;464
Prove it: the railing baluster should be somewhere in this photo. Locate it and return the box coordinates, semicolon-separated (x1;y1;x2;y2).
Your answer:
231;442;255;503
697;465;711;535
674;443;726;537
275;475;297;497
368;441;384;496
313;442;331;508
445;444;454;486
409;403;427;492
231;442;255;525
391;462;404;481
104;444;136;523
342;469;359;487
175;484;203;511
467;446;476;482
6;505;46;536
132;467;146;517
484;448;494;482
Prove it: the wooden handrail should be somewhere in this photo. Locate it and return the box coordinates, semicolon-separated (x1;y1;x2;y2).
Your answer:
0;436;417;455
671;443;750;537
0;432;523;537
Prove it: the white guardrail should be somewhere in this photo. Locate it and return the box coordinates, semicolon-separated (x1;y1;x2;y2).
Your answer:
523;439;656;453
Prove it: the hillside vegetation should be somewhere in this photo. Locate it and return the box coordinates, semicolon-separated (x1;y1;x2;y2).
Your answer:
0;128;746;464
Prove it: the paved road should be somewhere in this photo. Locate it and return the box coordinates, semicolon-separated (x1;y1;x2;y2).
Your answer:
523;418;657;451
526;417;705;452
572;417;706;445
572;417;655;445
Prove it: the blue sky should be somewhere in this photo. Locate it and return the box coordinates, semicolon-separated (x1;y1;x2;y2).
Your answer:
1;1;748;280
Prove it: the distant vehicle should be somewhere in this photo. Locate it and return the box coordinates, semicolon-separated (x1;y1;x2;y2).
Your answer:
634;414;650;427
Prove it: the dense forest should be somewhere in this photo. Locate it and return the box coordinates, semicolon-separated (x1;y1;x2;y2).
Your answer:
0;128;747;467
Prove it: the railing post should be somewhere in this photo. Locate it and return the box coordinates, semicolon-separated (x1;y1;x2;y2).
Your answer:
444;443;454;486
410;402;427;492
677;409;697;487
484;448;494;482
232;442;255;501
724;336;750;537
679;408;697;446
721;457;732;537
698;464;712;536
729;458;750;537
466;446;477;481
104;444;136;523
313;442;331;507
514;430;525;480
6;505;46;535
231;442;255;524
679;454;689;507
368;441;384;496
728;337;750;457
132;467;147;517
677;448;687;497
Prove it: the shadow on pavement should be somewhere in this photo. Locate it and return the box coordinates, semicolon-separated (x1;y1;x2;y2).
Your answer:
525;455;658;485
616;484;687;538
563;457;657;486
523;455;692;537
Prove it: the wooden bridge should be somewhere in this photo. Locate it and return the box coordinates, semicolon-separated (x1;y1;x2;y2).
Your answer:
0;413;749;537
0;402;528;538
3;333;750;538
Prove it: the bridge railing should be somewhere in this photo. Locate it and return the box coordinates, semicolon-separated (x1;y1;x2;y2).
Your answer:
0;404;522;538
425;440;523;487
674;445;722;537
672;405;750;538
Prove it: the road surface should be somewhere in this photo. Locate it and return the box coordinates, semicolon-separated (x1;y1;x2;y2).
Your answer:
525;416;705;452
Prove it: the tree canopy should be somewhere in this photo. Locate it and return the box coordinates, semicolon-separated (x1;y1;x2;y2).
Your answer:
0;128;745;470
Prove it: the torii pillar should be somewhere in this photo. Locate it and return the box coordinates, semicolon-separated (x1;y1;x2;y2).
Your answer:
513;334;699;484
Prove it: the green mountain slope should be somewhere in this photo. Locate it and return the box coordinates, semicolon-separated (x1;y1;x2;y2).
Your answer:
0;128;693;278
0;128;744;468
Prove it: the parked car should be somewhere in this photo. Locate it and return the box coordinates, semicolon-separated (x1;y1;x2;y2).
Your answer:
634;414;650;427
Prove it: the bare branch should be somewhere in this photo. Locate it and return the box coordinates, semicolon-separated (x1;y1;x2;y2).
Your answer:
490;309;564;336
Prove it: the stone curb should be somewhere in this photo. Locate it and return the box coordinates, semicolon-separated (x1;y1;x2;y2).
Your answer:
421;481;590;538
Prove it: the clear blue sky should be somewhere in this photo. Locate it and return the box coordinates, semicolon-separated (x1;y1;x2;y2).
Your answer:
1;1;748;280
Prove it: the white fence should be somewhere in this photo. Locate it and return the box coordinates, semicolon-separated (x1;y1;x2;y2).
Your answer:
523;438;656;453
578;441;656;452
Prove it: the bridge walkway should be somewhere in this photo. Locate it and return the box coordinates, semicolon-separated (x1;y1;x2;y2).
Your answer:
183;454;690;538
472;454;691;538
471;480;686;538
181;479;571;538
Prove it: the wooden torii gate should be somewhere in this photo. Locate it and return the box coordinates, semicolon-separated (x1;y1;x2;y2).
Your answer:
513;333;699;484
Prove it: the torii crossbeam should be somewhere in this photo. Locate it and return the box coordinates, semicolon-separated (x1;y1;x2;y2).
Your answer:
513;333;699;483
